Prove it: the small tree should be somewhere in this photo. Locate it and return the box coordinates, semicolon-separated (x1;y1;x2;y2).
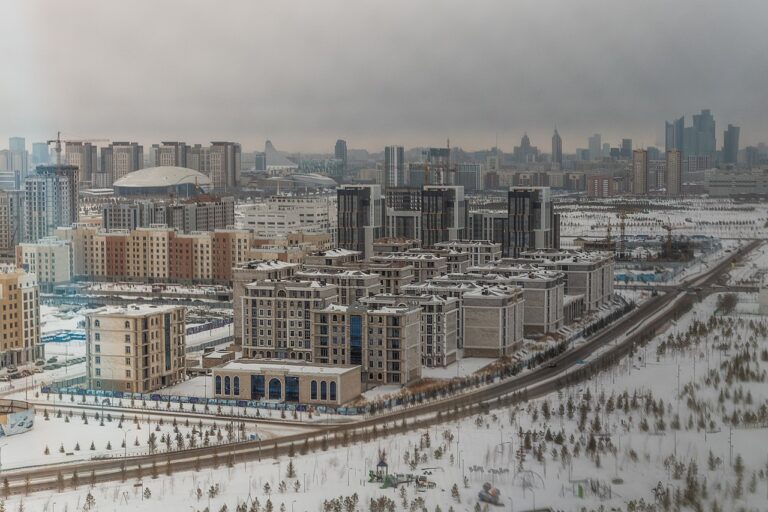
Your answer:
84;491;96;511
264;482;271;496
286;460;296;478
143;487;152;500
450;483;460;503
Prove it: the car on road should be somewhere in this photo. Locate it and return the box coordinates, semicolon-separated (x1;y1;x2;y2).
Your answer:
46;357;58;364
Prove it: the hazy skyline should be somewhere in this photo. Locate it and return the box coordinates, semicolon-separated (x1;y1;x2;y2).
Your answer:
2;0;766;154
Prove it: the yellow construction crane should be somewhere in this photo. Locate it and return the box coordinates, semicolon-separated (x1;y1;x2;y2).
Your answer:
46;131;109;167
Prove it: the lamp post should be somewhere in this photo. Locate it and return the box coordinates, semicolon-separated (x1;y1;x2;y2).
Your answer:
123;428;134;458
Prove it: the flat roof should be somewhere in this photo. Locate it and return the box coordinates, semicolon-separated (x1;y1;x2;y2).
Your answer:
219;359;359;376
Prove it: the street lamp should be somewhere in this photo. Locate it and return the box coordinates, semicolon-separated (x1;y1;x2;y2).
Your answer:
123;428;134;458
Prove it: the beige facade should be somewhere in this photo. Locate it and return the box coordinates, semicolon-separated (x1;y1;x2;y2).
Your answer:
0;266;41;367
370;252;448;283
212;359;361;406
232;261;299;345
86;305;186;393
361;293;459;367
312;303;421;385
15;237;73;292
295;269;382;305
241;280;339;360
463;286;525;358
434;240;502;266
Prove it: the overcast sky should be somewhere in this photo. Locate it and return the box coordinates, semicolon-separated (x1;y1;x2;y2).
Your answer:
2;0;766;154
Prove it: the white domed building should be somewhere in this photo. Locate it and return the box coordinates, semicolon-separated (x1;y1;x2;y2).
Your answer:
112;166;212;197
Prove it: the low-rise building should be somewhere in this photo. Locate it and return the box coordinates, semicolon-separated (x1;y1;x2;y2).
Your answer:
0;266;41;367
295;269;382;305
232;260;300;346
312;303;421;386
463;286;525;358
516;249;614;310
212;359;361;405
15;237;73;292
85;305;186;392
360;293;459;367
241;280;339;360
370;252;448;283
434;240;502;266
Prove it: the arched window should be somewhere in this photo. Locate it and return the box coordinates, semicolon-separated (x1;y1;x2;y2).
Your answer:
310;380;317;400
224;376;231;395
320;381;327;400
124;321;130;329
233;376;240;396
329;381;337;401
268;378;282;400
94;320;100;327
215;376;222;394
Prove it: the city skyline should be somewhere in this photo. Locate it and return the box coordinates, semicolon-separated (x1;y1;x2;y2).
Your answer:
2;0;766;152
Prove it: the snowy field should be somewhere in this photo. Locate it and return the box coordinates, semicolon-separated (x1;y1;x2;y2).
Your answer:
558;198;768;241
8;292;768;511
728;243;768;286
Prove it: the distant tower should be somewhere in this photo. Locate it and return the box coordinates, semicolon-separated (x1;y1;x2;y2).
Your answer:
551;129;563;168
665;116;684;153
665;149;682;196
632;149;649;195
621;139;632;159
384;145;405;188
588;134;602;161
722;124;740;165
335;139;348;173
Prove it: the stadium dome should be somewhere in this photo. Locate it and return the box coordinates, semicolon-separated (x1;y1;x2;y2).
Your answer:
112;166;212;197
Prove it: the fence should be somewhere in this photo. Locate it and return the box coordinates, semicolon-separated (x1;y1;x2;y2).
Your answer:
41;296;635;418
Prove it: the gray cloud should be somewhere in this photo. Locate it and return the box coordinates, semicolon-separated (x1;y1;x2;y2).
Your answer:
2;0;766;153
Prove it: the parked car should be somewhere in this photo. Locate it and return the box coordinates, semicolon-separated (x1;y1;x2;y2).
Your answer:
6;365;17;373
9;372;22;380
46;357;58;364
35;359;45;366
0;375;9;382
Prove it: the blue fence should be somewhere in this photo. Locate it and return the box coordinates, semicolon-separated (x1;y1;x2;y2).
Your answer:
42;331;86;343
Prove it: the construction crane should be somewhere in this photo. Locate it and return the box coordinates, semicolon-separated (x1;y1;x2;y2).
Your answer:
46;132;109;167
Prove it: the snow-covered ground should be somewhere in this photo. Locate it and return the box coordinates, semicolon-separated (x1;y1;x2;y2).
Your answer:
558;198;768;241
10;292;768;511
728;243;768;286
421;358;495;380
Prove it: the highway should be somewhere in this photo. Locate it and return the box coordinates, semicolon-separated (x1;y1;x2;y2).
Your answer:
0;239;761;496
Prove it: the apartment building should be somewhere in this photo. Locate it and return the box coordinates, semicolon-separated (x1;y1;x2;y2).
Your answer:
463;286;525;358
433;240;502;266
516;249;615;310
370;252;448;283
0;266;41;367
15;237;73;292
56;225;253;284
312;303;421;385
361;293;459;367
241;280;339;360
232;260;299;346
86;305;186;392
294;269;382;305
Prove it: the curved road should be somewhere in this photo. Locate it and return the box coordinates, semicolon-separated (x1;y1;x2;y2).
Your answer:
0;240;760;495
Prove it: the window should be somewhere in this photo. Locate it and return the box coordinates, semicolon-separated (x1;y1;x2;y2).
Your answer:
310;380;317;400
125;346;131;354
94;333;100;341
268;378;282;400
94;344;100;353
224;376;231;395
215;375;222;394
285;377;299;402
320;381;327;400
233;376;240;396
329;381;337;401
124;321;130;329
125;335;131;342
94;320;100;327
95;368;101;376
95;356;100;364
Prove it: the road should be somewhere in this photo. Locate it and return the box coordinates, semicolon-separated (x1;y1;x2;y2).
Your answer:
0;239;760;495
